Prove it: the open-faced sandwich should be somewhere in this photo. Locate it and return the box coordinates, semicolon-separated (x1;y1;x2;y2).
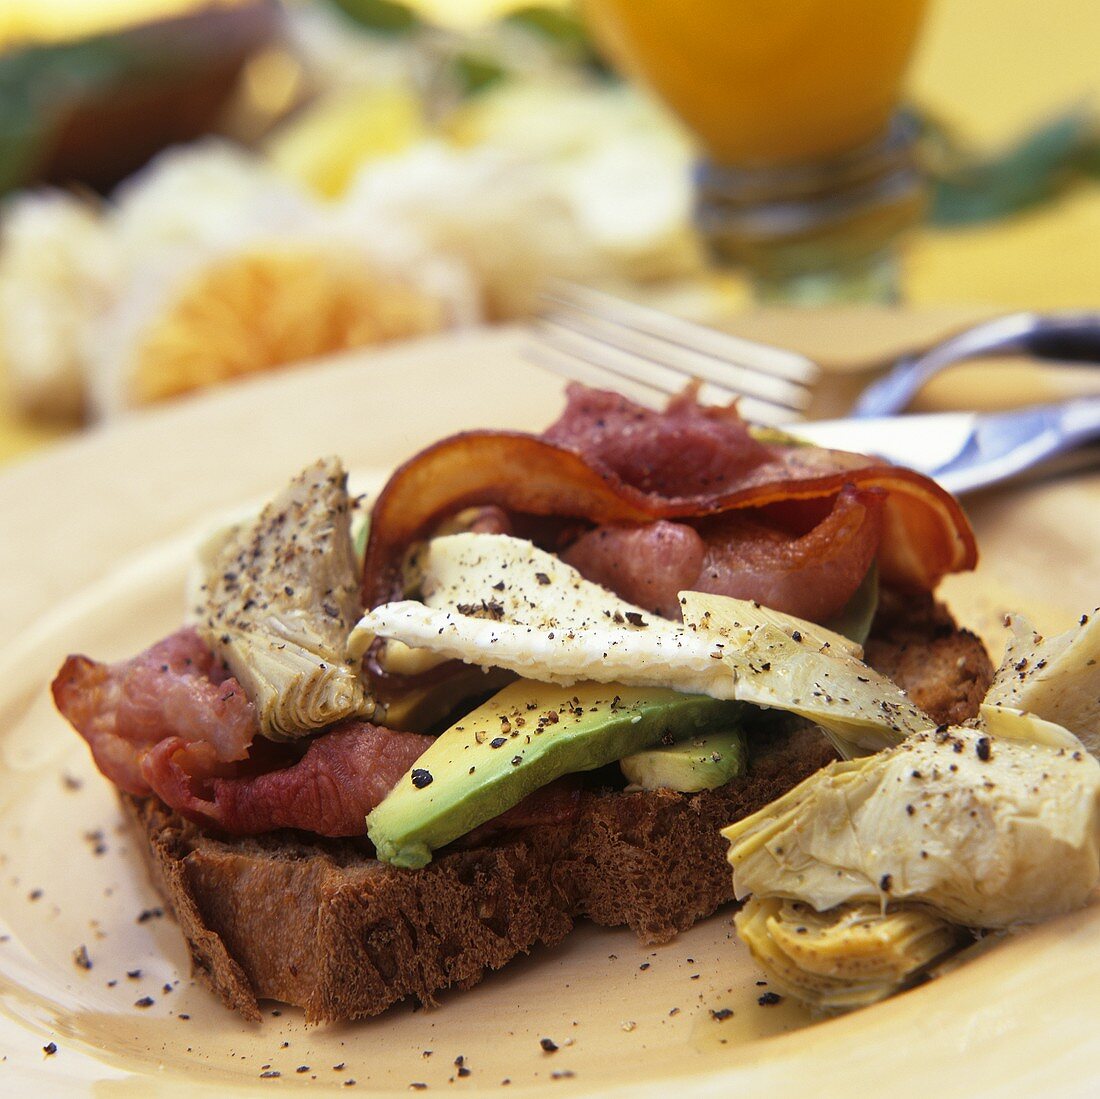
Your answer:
51;383;1099;1023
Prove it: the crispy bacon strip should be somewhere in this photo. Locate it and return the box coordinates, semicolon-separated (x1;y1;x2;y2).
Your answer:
362;387;976;610
142;722;433;837
51;628;257;796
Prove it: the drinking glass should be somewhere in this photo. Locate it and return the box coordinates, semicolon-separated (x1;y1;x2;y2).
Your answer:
583;0;931;303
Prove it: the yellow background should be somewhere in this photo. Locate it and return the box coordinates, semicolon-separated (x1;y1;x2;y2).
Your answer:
906;0;1100;310
1;0;1097;464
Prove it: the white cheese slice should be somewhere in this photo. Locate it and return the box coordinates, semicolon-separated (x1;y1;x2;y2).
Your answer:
350;532;931;755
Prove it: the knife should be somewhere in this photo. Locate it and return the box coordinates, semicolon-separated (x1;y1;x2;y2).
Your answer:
791;397;1100;495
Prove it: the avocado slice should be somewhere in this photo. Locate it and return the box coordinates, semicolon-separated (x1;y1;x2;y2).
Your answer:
367;680;743;868
620;726;747;792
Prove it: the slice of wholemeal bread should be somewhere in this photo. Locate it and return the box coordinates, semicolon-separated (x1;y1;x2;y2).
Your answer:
123;725;835;1024
123;605;993;1024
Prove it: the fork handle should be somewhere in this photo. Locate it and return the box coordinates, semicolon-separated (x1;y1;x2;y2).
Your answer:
852;311;1100;417
1012;314;1100;362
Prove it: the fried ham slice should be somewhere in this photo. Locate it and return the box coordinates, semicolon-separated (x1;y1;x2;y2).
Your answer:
543;384;770;496
142;722;433;837
52;628;434;836
562;519;706;619
563;486;885;621
52;628;257;796
362;384;976;611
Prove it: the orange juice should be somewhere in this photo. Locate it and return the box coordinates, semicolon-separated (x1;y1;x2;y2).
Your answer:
584;0;929;165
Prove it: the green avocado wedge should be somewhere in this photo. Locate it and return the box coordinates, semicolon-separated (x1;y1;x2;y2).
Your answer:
367;680;744;868
620;726;747;793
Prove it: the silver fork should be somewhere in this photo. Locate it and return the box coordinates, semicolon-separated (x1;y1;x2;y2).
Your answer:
529;283;1100;495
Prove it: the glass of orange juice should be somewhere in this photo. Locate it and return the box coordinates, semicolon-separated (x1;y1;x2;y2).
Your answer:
583;0;931;303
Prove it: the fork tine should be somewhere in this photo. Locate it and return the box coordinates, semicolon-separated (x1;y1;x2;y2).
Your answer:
540;309;810;413
529;321;804;425
545;280;821;388
525;340;665;410
535;318;733;402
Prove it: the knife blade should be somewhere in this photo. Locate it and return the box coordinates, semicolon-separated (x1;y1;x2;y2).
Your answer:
790;398;1100;495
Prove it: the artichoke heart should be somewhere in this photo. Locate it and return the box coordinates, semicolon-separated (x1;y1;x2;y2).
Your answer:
735;896;966;1012
198;457;373;740
723;725;1100;928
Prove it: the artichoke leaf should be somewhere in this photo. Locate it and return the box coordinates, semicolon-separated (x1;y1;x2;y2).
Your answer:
977;703;1081;750
679;590;929;756
735;896;966;1012
199;457;373;740
723;725;1100;929
985;609;1100;756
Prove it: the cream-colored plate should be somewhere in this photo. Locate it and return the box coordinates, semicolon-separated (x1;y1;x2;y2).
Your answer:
1;325;1098;1098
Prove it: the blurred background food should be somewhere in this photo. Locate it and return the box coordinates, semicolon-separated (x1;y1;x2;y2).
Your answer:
0;1;280;193
0;0;1097;454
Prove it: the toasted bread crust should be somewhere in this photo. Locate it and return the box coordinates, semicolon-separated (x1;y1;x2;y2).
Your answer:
865;589;994;727
122;605;993;1023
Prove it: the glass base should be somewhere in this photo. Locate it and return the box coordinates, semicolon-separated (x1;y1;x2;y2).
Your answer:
750;250;901;306
694;113;924;306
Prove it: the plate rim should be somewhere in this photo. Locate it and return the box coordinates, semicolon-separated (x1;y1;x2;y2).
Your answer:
2;325;1099;1097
